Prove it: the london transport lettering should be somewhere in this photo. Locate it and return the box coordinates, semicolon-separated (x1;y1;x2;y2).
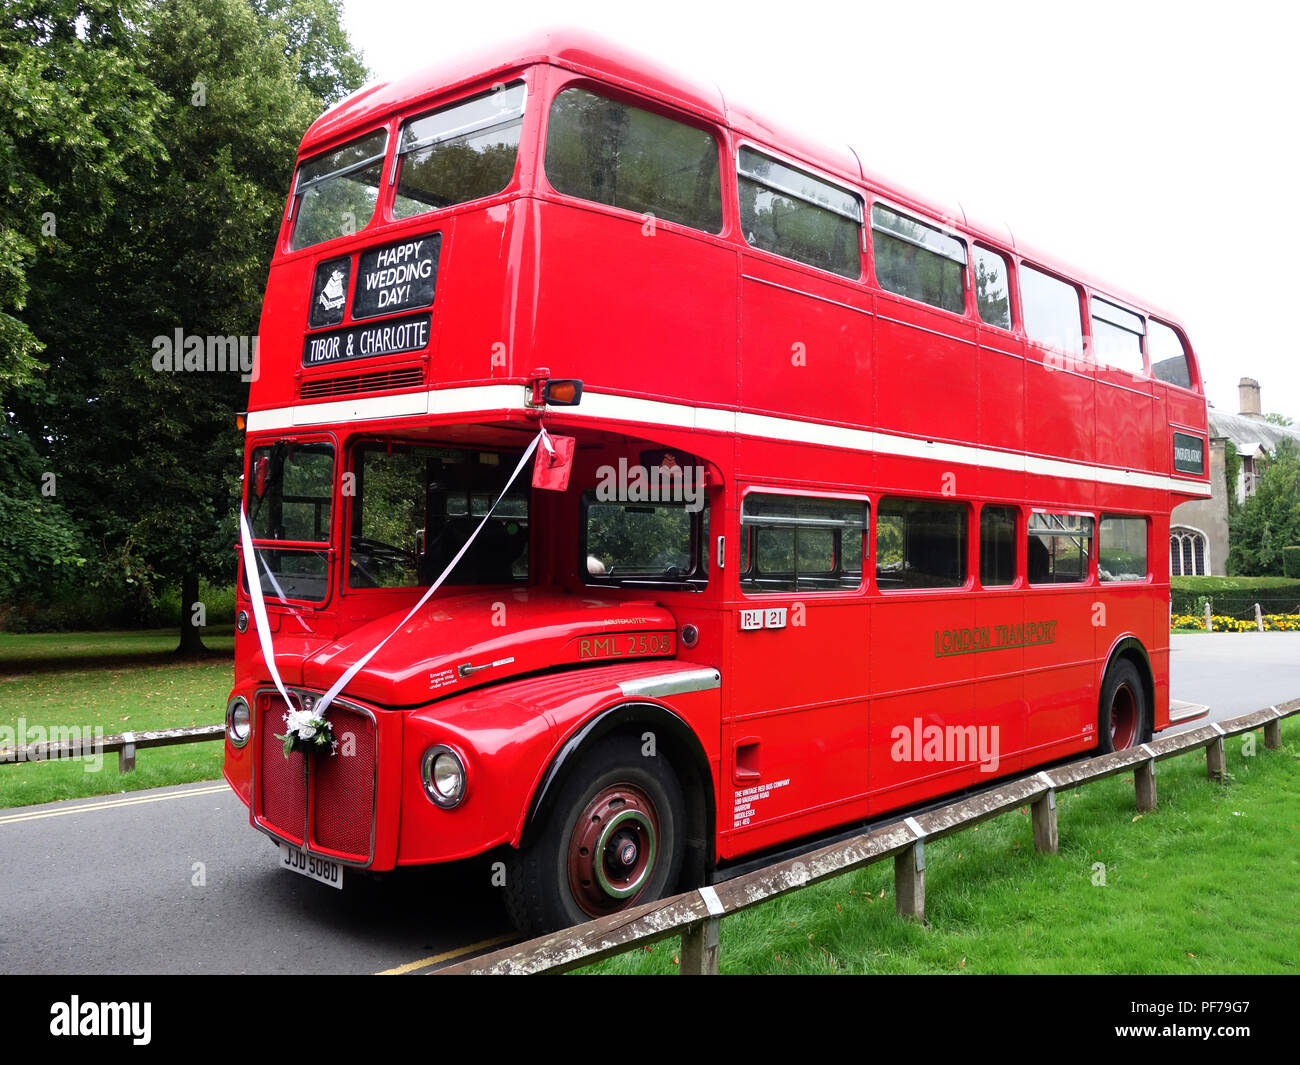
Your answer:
934;620;1058;657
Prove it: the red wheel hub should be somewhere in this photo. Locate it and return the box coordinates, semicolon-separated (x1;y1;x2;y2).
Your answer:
1110;683;1138;750
567;783;660;918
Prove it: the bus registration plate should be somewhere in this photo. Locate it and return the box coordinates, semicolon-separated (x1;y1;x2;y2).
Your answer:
279;843;343;890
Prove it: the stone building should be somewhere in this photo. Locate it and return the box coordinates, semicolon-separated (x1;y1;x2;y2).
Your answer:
1169;378;1300;575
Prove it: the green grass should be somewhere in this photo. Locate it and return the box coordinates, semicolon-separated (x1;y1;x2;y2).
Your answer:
0;628;234;808
578;718;1300;974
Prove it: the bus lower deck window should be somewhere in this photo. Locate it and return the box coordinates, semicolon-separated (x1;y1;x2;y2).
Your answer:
875;498;966;589
1028;513;1093;584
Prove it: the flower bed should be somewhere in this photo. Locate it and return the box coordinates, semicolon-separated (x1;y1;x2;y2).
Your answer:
1172;613;1300;632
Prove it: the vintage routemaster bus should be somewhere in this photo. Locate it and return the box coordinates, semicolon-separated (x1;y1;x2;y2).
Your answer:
222;30;1212;934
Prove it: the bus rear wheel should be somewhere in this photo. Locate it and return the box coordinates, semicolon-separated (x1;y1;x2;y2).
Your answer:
504;734;685;937
1098;659;1146;753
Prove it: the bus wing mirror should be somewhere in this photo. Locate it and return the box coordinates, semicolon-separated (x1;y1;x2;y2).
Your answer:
532;434;575;492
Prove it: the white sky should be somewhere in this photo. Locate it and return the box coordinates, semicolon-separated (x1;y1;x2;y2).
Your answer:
342;0;1300;421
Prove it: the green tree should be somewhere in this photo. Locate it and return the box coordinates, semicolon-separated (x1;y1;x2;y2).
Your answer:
0;415;84;609
9;0;366;647
0;1;168;394
1227;438;1300;575
1224;439;1241;517
1264;412;1294;427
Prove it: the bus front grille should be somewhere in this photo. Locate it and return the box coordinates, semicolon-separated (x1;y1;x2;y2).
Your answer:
309;706;377;859
257;722;307;845
255;696;376;864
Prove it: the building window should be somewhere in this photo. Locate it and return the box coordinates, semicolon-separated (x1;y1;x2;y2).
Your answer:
1242;456;1257;498
1170;527;1207;576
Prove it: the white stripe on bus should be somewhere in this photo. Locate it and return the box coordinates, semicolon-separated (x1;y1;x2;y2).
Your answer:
244;385;1213;498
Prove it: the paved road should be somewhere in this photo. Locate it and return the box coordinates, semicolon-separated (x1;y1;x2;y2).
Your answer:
1168;632;1300;730
2;633;1295;975
0;780;515;975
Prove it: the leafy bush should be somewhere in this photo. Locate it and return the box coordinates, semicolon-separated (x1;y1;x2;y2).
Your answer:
1285;546;1300;579
1171;576;1300;617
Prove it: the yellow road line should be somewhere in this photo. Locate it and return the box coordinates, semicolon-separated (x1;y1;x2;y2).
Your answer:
0;783;230;826
376;934;517;975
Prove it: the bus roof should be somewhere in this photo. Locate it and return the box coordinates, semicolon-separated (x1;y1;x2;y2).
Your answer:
301;27;1190;334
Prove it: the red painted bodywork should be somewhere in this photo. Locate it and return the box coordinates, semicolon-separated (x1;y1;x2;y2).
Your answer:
223;30;1210;876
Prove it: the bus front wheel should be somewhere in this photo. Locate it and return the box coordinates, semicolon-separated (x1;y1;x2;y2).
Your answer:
504;734;686;937
1098;659;1146;754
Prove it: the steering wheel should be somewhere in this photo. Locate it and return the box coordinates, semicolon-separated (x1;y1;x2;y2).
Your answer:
351;536;416;565
349;536;418;586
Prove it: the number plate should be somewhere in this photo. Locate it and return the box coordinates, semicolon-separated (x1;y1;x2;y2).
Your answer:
278;843;343;890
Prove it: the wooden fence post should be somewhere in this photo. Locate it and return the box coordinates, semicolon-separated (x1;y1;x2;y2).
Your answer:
1264;708;1282;750
1031;788;1058;854
895;820;926;923
1135;750;1157;812
1206;725;1226;782
119;732;136;773
680;917;721;974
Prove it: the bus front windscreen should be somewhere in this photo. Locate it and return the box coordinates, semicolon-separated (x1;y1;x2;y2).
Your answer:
348;443;530;588
244;441;335;603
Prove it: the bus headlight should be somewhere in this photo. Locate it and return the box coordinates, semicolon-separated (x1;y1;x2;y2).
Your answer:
226;697;252;748
422;745;467;808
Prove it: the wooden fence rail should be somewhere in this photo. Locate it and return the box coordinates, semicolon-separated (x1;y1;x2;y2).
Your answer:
0;724;224;772
440;697;1299;975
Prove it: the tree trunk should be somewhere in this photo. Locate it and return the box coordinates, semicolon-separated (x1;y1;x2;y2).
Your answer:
177;570;207;656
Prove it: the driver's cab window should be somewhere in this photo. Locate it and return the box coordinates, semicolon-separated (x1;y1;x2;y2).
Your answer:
348;442;529;588
580;447;710;591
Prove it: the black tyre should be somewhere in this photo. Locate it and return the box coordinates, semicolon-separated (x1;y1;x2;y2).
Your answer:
1098;659;1147;753
504;733;686;937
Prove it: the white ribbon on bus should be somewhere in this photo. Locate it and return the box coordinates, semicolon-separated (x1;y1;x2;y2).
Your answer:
238;428;547;724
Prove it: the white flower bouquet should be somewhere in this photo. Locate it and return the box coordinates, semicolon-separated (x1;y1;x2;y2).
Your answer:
274;706;337;757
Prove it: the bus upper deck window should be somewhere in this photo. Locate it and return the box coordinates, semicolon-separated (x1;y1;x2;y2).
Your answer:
393;82;527;218
545;86;723;234
1148;319;1193;390
871;204;965;311
1091;298;1146;376
289;130;387;252
740;148;862;279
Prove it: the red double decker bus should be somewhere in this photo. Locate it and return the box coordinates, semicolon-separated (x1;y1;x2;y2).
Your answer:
221;30;1211;934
